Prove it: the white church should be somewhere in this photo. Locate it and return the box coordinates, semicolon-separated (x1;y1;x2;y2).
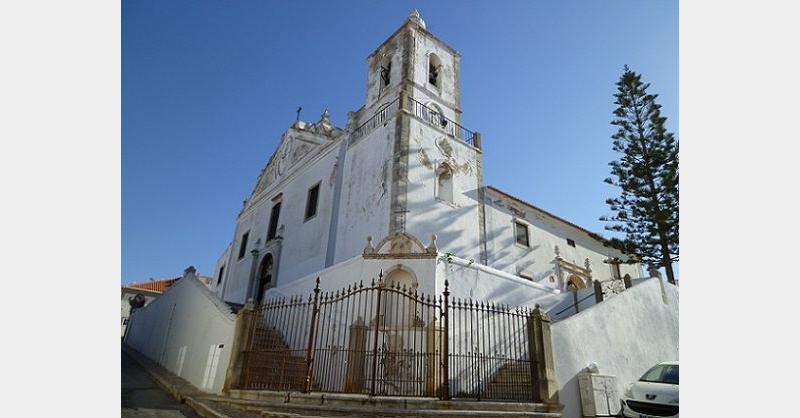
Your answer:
125;13;678;417
209;10;642;308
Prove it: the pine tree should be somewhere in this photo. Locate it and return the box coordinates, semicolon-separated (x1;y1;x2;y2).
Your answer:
601;66;679;284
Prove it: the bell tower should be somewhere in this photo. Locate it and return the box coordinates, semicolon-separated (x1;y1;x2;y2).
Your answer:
334;11;484;267
364;10;463;124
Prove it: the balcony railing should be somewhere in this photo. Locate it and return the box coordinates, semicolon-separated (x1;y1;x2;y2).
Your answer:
409;97;475;147
351;97;400;141
350;95;479;148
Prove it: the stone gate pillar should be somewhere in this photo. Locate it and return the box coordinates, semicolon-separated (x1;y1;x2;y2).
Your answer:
528;306;559;405
223;302;257;393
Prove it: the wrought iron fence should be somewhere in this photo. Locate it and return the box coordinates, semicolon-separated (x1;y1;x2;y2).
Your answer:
410;98;475;146
448;301;535;402
240;295;314;391
238;272;543;403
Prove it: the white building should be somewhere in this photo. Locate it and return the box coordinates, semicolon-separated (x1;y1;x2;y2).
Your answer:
212;11;642;307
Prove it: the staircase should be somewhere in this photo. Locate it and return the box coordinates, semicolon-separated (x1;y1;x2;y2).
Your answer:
482;361;535;402
243;326;309;391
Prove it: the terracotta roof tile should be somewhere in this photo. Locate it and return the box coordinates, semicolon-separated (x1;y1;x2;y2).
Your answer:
127;277;180;293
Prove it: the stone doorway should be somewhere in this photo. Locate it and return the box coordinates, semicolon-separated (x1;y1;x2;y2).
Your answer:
256;253;273;305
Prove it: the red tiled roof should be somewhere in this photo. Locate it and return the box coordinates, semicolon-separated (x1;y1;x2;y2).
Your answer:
126;277;180;293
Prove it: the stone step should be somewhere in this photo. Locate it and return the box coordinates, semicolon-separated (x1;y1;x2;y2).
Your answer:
217;397;561;418
224;390;560;416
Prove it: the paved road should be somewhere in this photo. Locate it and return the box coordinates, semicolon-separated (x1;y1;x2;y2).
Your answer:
121;350;201;418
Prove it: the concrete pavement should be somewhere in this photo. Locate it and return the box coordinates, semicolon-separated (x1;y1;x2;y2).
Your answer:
122;350;202;418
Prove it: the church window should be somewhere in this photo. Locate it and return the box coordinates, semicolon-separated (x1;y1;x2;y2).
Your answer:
514;221;529;247
437;164;453;204
305;183;320;221
428;54;441;87
238;231;250;260
567;238;576;247
217;264;225;285
267;202;281;240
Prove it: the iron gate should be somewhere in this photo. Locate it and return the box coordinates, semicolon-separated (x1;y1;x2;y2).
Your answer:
238;272;540;402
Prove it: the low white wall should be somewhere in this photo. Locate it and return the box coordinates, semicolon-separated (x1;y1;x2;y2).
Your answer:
124;276;237;394
437;255;567;311
550;278;679;418
266;254;438;298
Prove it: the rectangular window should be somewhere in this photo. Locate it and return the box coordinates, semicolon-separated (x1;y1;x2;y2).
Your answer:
217;265;225;285
567;238;576;248
305;183;320;221
514;221;529;247
238;231;249;260
267;202;281;240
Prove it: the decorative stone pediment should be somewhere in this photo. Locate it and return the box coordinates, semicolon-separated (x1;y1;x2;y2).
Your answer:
363;232;437;259
245;111;344;206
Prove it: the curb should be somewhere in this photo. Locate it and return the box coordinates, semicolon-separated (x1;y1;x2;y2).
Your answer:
123;345;235;418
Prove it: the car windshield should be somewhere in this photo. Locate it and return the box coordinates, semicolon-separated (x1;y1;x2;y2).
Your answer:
640;364;679;384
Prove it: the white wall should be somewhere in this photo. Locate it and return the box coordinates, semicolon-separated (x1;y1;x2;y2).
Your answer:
333;121;395;266
437;255;564;309
212;245;231;298
411;26;460;119
266;254;438;298
121;288;159;337
484;189;642;290
221;128;342;304
550;278;679;418
405;119;483;264
125;276;237;394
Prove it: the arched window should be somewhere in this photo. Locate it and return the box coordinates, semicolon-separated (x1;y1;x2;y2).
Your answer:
437;163;453;204
428;54;441;87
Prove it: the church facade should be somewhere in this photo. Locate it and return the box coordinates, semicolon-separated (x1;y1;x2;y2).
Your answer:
212;11;642;307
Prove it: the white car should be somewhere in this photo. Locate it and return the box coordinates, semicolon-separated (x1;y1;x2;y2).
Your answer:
621;361;679;418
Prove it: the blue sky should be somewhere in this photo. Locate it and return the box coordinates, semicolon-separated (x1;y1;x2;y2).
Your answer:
122;0;678;283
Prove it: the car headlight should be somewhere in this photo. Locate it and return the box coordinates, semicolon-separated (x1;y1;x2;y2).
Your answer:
623;384;633;398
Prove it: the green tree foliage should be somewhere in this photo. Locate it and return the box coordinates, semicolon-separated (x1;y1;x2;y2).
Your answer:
601;66;679;283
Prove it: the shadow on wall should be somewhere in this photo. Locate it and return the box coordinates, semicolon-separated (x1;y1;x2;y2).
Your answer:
462;188;559;285
403;177;476;258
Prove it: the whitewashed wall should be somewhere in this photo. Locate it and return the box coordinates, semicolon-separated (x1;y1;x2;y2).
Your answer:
121;288;159;337
411;28;460;122
124;276;237;394
405;120;483;264
436;255;564;309
212;244;231;298
222;133;341;304
484;189;642;290
266;254;438;298
550;278;679;418
333;123;395;265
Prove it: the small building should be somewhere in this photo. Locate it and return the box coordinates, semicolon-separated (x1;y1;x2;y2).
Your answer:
121;277;178;336
122;270;213;336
